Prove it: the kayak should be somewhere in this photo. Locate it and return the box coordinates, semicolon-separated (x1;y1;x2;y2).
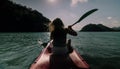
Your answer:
30;41;90;69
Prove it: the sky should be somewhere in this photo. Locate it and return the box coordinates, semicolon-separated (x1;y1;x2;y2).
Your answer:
11;0;120;30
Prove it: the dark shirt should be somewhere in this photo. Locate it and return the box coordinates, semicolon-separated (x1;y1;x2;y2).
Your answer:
50;28;77;47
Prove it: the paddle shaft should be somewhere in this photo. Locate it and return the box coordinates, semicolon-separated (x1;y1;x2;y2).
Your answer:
71;8;98;27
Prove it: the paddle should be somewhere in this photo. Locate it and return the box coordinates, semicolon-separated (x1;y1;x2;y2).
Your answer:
71;8;98;27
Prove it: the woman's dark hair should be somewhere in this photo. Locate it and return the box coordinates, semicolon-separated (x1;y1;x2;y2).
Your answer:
49;18;64;32
52;18;64;28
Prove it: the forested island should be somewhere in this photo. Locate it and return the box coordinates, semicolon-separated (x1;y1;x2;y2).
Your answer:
80;24;120;32
0;0;50;32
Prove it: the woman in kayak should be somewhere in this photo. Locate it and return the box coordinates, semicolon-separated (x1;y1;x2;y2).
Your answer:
49;18;77;69
49;18;77;55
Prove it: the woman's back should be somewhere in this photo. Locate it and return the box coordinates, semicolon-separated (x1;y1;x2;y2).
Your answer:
51;29;67;47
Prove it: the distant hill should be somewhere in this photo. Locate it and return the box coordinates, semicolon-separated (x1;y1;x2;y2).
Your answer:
112;27;120;31
0;0;50;32
80;24;117;32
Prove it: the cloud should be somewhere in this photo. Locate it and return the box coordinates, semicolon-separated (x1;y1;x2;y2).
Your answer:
71;0;88;7
107;16;112;20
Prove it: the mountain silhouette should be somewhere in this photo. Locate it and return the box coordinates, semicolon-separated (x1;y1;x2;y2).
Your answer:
80;24;117;32
0;0;50;32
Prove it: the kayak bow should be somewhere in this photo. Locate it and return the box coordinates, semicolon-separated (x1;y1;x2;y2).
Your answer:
30;41;90;69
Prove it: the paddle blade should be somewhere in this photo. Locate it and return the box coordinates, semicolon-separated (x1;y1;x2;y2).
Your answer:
72;8;98;26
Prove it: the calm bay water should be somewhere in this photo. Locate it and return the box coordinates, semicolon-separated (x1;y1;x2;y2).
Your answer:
0;32;120;69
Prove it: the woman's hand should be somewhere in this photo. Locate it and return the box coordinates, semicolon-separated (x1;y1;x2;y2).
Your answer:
67;25;77;36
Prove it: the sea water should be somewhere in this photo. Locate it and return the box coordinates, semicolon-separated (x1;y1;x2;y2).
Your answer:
0;32;120;69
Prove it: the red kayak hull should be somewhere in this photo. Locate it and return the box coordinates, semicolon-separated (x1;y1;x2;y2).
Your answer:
30;41;90;69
